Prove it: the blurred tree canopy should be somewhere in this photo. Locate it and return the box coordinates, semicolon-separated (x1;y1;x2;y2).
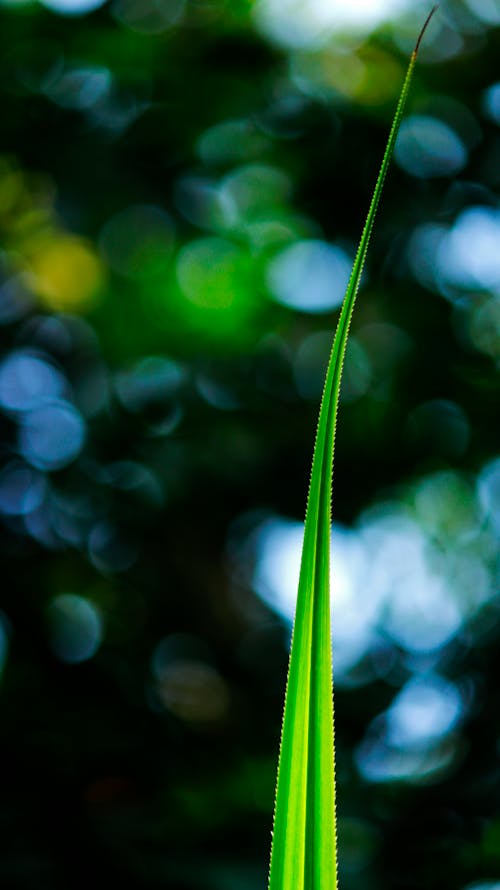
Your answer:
0;0;499;888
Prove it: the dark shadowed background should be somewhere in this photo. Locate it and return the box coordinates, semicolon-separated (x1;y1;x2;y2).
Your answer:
0;0;499;887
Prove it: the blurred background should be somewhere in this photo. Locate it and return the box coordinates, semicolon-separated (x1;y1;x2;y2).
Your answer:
0;0;499;887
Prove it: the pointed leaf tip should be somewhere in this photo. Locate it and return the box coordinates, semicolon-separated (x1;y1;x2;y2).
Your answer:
415;5;438;55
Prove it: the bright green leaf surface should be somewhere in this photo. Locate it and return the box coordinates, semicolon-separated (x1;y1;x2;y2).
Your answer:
268;11;437;890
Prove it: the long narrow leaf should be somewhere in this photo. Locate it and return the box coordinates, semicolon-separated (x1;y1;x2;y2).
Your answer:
268;10;437;890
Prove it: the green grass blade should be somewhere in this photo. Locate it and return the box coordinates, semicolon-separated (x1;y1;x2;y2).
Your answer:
268;10;437;890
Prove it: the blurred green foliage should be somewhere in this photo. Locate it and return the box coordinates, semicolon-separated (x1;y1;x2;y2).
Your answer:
0;1;499;889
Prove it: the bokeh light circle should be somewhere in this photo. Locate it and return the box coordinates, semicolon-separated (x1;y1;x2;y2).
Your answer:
39;0;107;16
19;400;86;470
46;594;103;663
